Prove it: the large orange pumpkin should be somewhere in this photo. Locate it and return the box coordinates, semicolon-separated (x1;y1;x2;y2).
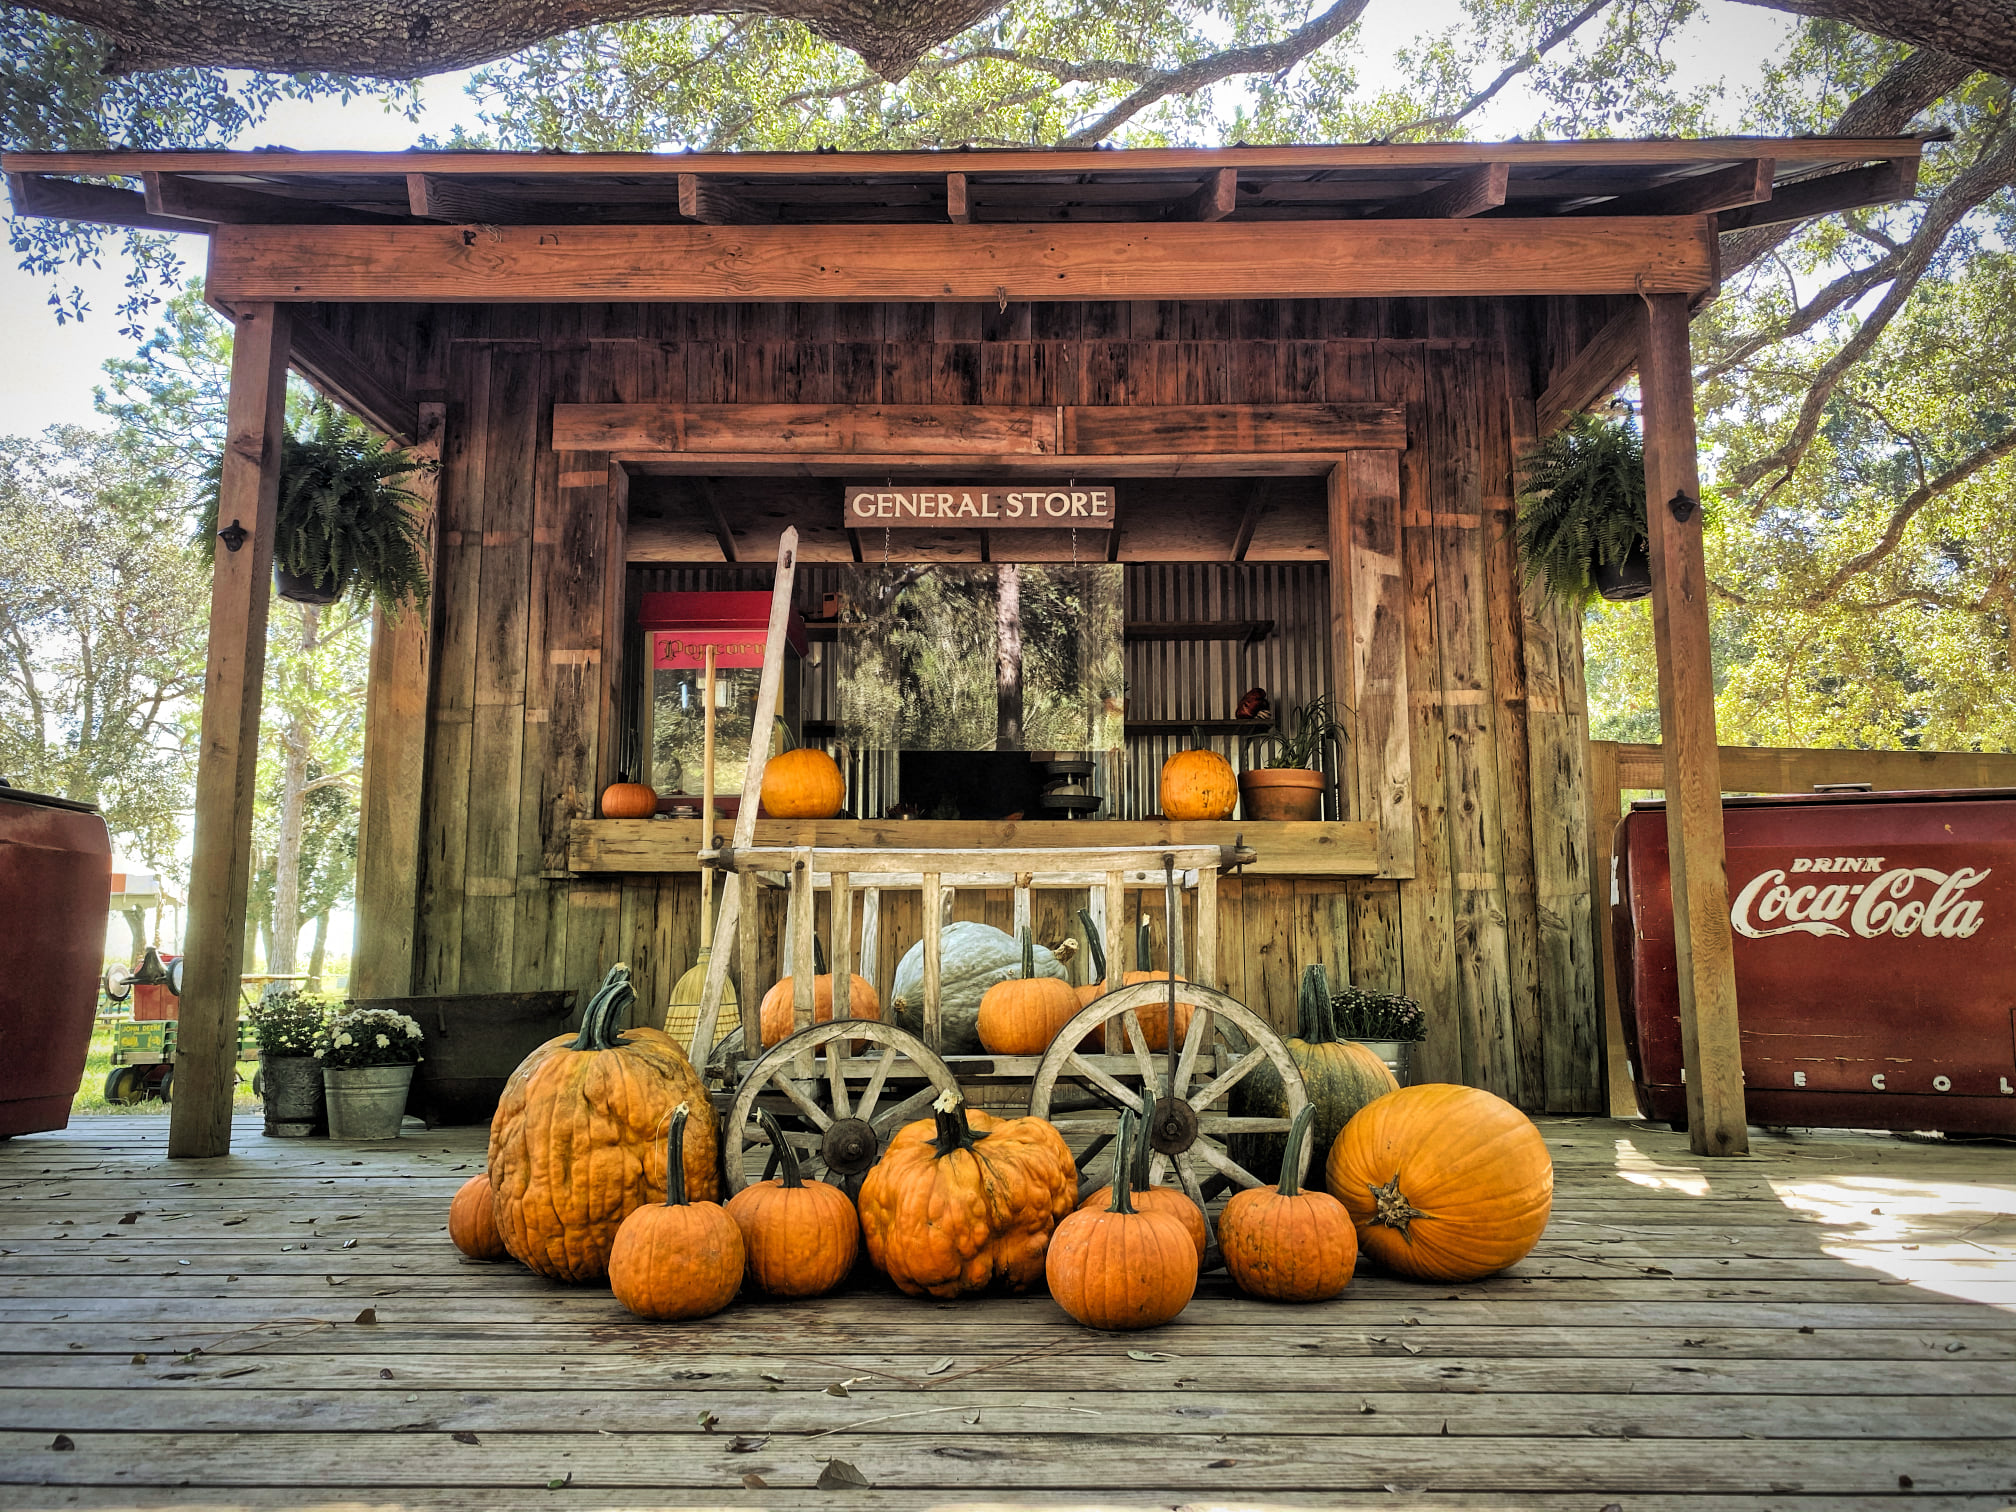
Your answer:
725;1110;860;1298
760;746;845;818
1326;1083;1553;1282
1075;1092;1208;1259
859;1091;1077;1298
488;964;719;1283
1047;1110;1197;1331
608;1103;744;1320
448;1173;506;1261
758;937;882;1047
977;929;1084;1055
1159;748;1237;821
1219;1103;1357;1302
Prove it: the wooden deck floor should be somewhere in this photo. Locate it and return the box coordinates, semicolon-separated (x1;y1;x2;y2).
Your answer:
1;1114;2012;1511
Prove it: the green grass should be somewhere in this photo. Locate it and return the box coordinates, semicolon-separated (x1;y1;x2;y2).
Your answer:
73;1020;263;1116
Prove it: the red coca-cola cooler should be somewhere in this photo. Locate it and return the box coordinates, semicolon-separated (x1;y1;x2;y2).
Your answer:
1614;788;2016;1136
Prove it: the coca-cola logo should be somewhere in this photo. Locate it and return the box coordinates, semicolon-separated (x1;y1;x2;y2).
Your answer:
1730;858;1990;940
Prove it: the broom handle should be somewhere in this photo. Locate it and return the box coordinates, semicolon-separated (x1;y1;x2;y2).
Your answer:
699;643;717;949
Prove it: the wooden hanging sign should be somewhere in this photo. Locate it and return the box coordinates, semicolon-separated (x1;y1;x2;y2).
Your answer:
843;484;1116;529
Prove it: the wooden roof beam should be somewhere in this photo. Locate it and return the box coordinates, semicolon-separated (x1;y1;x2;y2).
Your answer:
1716;157;1917;231
1535;305;1640;437
206;218;1716;303
1565;158;1774;218
405;173;533;224
946;171;970;223
693;475;739;562
678;173;761;225
5;172;208;235
142;171;397;225
1174;168;1238;222
1398;163;1509;219
1230;478;1273;561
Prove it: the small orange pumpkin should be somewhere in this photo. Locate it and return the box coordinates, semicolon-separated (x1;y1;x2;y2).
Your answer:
1220;1104;1358;1302
977;929;1083;1055
1047;1109;1197;1331
448;1173;506;1261
609;1103;745;1320
725;1110;860;1298
1327;1083;1554;1282
1075;1093;1208;1260
599;780;658;819
761;746;845;818
1159;748;1237;821
1121;916;1191;1051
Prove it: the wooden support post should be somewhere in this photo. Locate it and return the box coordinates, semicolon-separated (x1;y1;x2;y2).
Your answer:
351;401;443;1000
790;852;816;1036
1340;452;1415;876
1639;294;1745;1156
1586;739;1636;1118
1195;864;1219;992
1103;870;1126;1049
920;873;943;1052
169;302;291;1160
859;887;881;1001
830;872;853;1022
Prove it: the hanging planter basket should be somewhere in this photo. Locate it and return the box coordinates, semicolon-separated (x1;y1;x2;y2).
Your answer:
1515;410;1655;610
274;563;343;606
1591;538;1654;602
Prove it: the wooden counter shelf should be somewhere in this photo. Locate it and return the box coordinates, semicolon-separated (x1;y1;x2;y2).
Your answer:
568;816;1381;876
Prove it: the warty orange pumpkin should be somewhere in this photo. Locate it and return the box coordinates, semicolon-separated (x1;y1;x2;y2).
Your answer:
977;929;1084;1055
725;1110;860;1298
1219;1104;1358;1302
858;1090;1077;1299
608;1103;744;1320
1159;747;1237;821
1074;1092;1208;1260
1046;1109;1198;1331
448;1172;507;1261
1326;1082;1553;1282
488;963;719;1283
760;746;846;818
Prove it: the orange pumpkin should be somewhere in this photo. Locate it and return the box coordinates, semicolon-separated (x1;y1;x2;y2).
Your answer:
599;781;658;819
1220;1104;1358;1302
488;964;720;1283
1327;1083;1553;1282
1047;1110;1197;1331
725;1111;860;1298
608;1103;744;1320
1121;916;1191;1050
448;1173;506;1261
1159;748;1237;821
859;1091;1077;1298
977;929;1083;1055
761;746;845;818
758;937;883;1047
1075;1093;1208;1260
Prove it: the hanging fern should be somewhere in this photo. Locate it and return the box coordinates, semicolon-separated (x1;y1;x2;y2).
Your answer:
200;397;433;617
1514;410;1648;609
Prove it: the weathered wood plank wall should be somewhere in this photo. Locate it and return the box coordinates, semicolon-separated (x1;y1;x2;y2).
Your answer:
323;293;1605;1110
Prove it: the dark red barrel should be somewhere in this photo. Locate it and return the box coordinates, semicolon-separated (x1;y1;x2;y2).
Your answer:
1614;788;2016;1136
0;786;113;1137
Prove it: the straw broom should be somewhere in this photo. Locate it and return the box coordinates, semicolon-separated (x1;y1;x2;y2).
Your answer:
664;643;736;1049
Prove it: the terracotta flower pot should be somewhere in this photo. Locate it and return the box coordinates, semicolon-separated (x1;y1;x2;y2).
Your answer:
1239;767;1327;822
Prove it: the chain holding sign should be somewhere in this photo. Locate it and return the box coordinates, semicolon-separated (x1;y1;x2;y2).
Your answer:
844;485;1116;530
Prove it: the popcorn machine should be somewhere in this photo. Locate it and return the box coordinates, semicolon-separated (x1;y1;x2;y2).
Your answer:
639;592;807;815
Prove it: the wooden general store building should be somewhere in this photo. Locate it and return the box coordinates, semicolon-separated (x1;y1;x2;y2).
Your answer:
6;135;1931;1161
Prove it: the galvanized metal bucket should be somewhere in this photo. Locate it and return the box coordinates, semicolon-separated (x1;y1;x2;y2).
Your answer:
260;1055;326;1138
323;1064;416;1141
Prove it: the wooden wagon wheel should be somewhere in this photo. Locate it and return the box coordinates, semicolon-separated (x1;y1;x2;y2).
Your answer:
722;1020;961;1195
1028;981;1308;1262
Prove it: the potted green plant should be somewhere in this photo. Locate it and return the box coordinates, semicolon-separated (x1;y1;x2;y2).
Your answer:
1514;407;1651;604
317;1004;425;1140
1239;694;1338;821
203;397;433;611
247;989;327;1139
1332;983;1427;1085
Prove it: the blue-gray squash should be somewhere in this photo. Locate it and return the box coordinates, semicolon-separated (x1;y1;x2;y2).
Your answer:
889;921;1069;1054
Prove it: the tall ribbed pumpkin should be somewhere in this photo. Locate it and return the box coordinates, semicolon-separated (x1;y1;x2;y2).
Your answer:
1230;963;1398;1181
1326;1083;1553;1282
859;1092;1076;1298
488;964;719;1283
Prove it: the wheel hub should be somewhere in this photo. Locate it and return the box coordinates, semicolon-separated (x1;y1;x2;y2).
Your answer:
821;1117;880;1176
1146;1096;1198;1155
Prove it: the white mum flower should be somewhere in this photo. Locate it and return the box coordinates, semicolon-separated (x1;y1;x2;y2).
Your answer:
335;1031;353;1047
375;1034;391;1049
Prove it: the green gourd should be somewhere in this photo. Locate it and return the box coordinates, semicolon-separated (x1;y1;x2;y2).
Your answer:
1229;962;1398;1182
889;921;1069;1055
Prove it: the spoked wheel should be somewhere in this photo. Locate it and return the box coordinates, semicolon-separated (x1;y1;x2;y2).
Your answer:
1029;981;1308;1268
722;1020;960;1195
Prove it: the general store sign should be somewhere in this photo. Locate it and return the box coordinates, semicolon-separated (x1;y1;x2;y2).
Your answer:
844;484;1116;529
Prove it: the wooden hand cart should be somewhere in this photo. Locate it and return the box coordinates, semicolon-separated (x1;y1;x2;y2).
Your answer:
684;530;1312;1263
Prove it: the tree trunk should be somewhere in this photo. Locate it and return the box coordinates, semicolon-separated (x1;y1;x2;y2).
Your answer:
306;910;329;993
995;563;1023;751
269;604;319;980
121;907;148;962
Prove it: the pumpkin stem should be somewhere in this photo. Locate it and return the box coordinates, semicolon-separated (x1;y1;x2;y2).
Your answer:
1075;908;1107;985
1135;915;1152;973
1368;1175;1424;1234
1133;1091;1157;1192
1020;926;1035;981
1109;1110;1138;1216
928;1087;986;1156
663;1103;691;1208
1299;962;1336;1044
570;963;634;1052
813;933;828;977
758;1108;804;1190
1277;1103;1316;1198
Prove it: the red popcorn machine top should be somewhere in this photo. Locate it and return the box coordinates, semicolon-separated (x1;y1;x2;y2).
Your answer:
1613;787;2016;1137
